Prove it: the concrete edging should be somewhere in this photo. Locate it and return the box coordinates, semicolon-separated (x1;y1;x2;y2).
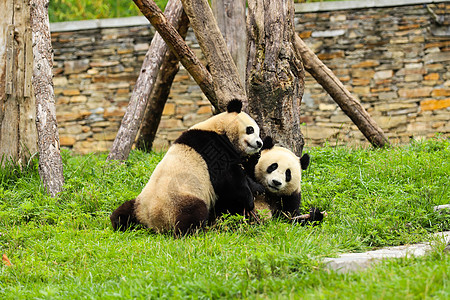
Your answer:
50;0;450;33
324;231;450;273
295;0;450;13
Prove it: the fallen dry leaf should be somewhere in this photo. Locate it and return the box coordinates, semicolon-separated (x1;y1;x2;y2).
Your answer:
2;254;12;266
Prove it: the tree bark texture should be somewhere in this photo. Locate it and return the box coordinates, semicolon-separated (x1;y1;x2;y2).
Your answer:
30;0;64;197
108;0;185;161
0;0;38;167
181;0;246;111
212;0;247;85
294;35;390;148
133;0;218;110
246;0;305;156
136;10;190;151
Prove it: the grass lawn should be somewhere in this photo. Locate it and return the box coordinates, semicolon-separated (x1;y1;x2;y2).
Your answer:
1;138;449;299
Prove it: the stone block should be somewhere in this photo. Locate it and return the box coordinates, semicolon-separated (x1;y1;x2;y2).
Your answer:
351;60;380;68
159;119;184;129
373;115;407;129
71;95;87;103
64;59;90;75
352;69;375;78
330;114;351;123
424;73;439;81
303;126;339;140
162;103;176;116
377;92;398;101
90;61;120;68
374;70;393;81
197;106;213;115
375;102;416;112
53;77;68;86
353;86;370;95
431;89;450;97
317;51;345;60
420;98;450;111
60;136;76;146
62;89;81;96
319;103;336;111
398;87;433;98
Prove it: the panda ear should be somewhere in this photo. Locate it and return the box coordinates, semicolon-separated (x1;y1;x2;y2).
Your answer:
227;99;242;113
261;136;275;150
300;153;310;170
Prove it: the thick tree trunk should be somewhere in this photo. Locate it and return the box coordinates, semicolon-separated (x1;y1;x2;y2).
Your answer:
247;0;305;156
133;0;218;109
212;0;247;84
30;0;64;197
294;35;390;148
108;0;185;161
181;0;246;110
136;10;190;151
0;0;38;167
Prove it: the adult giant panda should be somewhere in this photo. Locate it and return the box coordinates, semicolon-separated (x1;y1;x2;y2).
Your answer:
110;100;263;235
247;136;325;223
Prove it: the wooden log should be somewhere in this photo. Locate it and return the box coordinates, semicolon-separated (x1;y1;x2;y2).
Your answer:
30;0;64;197
108;0;184;161
136;10;190;151
293;35;390;148
247;0;306;156
0;0;38;167
181;0;246;110
211;0;247;83
133;0;218;109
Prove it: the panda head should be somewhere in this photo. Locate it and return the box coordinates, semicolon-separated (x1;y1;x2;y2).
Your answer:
225;100;262;155
191;99;262;155
255;136;310;195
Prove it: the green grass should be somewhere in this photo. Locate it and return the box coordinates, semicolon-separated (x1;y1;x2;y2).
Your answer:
1;138;449;299
48;0;341;22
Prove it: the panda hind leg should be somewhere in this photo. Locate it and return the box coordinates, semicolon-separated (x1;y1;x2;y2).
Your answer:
110;199;140;231
174;196;208;236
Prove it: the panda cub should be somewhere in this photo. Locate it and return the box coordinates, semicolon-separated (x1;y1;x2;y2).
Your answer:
249;137;325;223
110;100;262;235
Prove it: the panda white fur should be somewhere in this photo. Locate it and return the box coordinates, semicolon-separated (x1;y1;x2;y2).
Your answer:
247;136;314;220
110;100;262;234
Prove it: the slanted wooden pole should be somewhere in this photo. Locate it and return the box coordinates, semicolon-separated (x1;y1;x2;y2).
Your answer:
294;35;390;148
181;0;246;110
30;0;65;196
133;0;218;109
108;0;185;161
136;10;190;151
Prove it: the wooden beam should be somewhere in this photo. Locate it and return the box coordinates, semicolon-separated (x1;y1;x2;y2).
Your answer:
293;35;390;148
133;0;218;109
108;0;185;161
182;0;246;110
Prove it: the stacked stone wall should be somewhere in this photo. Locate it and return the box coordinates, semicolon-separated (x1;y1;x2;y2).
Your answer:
51;1;450;153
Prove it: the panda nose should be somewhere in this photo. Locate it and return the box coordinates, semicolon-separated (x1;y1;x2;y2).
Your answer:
272;179;282;186
256;140;262;148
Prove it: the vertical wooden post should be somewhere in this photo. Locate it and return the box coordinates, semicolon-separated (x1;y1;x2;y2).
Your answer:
31;0;65;196
247;0;306;156
0;0;38;167
211;0;247;83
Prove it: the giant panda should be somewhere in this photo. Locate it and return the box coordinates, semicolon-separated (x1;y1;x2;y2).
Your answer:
247;136;325;223
110;99;263;235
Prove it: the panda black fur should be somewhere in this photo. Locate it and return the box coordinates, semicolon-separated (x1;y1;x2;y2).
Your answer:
247;137;325;224
110;100;263;234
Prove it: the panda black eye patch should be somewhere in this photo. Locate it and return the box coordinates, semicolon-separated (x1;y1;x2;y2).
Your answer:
246;126;254;135
267;163;278;173
285;169;291;182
